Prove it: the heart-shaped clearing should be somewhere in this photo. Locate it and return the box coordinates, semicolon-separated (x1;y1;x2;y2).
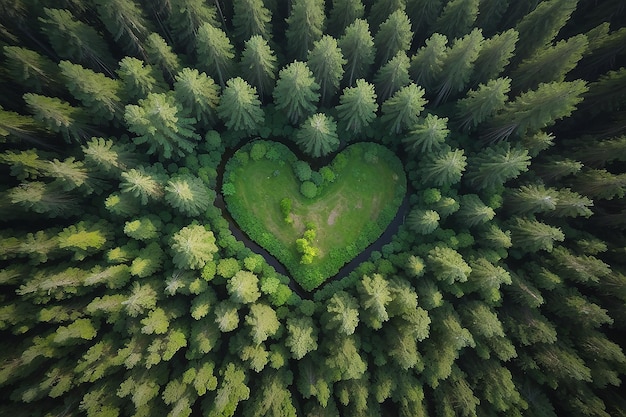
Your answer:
223;141;406;291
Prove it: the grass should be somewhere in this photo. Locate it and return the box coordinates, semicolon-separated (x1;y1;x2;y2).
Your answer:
225;142;406;290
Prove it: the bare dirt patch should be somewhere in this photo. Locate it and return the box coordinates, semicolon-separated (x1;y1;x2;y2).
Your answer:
327;207;340;225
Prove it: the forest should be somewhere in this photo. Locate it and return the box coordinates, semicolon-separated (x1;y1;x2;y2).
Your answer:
0;0;626;416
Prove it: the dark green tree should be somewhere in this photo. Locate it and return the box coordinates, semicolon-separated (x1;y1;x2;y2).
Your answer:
145;33;183;81
93;0;150;55
381;83;427;133
307;35;346;104
336;79;378;134
296;113;340;158
167;0;220;53
470;29;518;86
409;33;448;92
465;143;530;190
217;77;265;134
339;18;375;85
196;23;235;87
232;0;272;43
116;57;167;102
174;68;220;129
23;93;90;142
240;35;277;99
401;113;449;153
432;0;479;40
373;51;411;101
327;0;365;36
373;10;413;66
165;174;215;217
273;61;320;124
455;77;510;131
286;0;326;60
417;147;467;187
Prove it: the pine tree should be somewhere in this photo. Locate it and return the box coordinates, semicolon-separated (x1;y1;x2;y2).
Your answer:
470;29;518;86
120;166;166;204
286;0;326;60
513;0;579;62
339;18;375;85
373;10;413;66
505;184;559;216
573;169;626;200
434;27;483;105
406;0;444;39
427;245;472;284
487;80;588;142
170;224;218;270
273;61;320;125
358;273;392;329
381;83;427;133
324;335;367;381
145;33;182;81
232;0;272;43
417;147;467;187
57;220;110;261
23;93;90;142
408;33;448;92
242;370;297;417
368;0;406;30
0;108;41;144
39;8;115;74
167;0;220;53
373;51;411;102
196;23;235;87
511;34;588;91
455;194;496;227
7;181;79;218
0;148;48;180
296;113;340;158
401;113;449;153
124;93;200;159
465;143;530;190
228;270;261;304
116;57;167;102
455;77;511;131
432;0;479;40
81;137;136;175
58;60;123;124
217;77;265;134
240;35;277;99
174;68;220;129
322;291;360;335
45;157;94;194
327;0;365;36
165;174;215;217
474;0;510;35
335;79;378;134
509;217;565;252
93;0;151;55
307;35;346;104
406;208;440;234
285;316;319;359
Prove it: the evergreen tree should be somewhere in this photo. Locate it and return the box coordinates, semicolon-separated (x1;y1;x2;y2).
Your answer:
245;302;280;345
165;174;215;217
228;270;261;304
406;208;440;234
145;33;182;81
45;157;95;194
474;0;510;36
327;0;365;36
432;0;479;40
285;316;318;359
0;109;41;144
58;61;123;124
487;80;588;142
120;166;166;204
39;8;115;74
408;33;448;92
124;93;200;159
339;18;376;85
358;273;392;329
505;184;559;216
455;77;511;131
204;363;250;417
511;34;588;91
381;83;427;133
273;61;320;125
322;291;360;335
217;77;265;134
116;57;167;102
7;181;79;218
427;245;472;284
286;0;326;60
171;224;218;270
174;68;220;129
81;137;136;175
401;113;449;153
513;0;579;62
434;27;483;105
336;79;378;134
456;194;496;227
0;148;47;180
465;143;530;190
296;113;340;158
417;147;467;187
23;93;90;142
368;0;406;30
373;10;413;66
470;29;518;86
307;35;346;104
232;0;272;43
243;370;297;417
573;169;626;200
214;300;240;332
509;217;565;252
240;35;277;99
373;51;411;102
93;0;150;55
167;0;220;53
406;0;444;38
196;23;235;87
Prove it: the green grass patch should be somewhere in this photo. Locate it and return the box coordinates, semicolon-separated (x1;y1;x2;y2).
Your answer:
223;141;406;291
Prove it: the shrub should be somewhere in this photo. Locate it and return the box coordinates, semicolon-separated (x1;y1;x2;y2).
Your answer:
300;181;318;199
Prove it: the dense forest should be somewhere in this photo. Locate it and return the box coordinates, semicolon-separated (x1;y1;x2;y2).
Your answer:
1;0;626;416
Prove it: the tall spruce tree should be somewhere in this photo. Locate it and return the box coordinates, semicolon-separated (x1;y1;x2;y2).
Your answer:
335;79;378;134
239;35;277;99
196;23;236;87
217;77;265;134
273;61;320;125
286;0;326;60
307;35;346;104
339;18;376;86
373;10;413;66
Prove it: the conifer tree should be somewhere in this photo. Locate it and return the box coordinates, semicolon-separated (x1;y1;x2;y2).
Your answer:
227;270;261;304
296;113;340;158
322;291;360;335
505;184;559;216
196;23;235;87
171;224;218;270
358;273;392;329
406;0;444;38
0;148;47;180
402;113;449;153
286;0;326;60
245;302;280;345
165;174;214;217
204;363;250;417
124;93;200;159
373;51;411;102
273;61;320;125
232;0;272;43
466;143;530;190
167;0;220;53
39;8;115;74
145;33;182;81
470;29;518;86
368;0;406;30
509;217;565;252
455;77;510;131
339;18;375;85
434;27;483;105
336;79;378;134
0;109;41;144
427;245;471;284
455;194;496;227
474;0;510;36
217;77;265;134
407;208;440;234
93;0;150;55
327;0;365;36
418;147;467;187
120;166;166;204
307;35;346;104
409;33;448;92
174;68;220;129
81;137;136;175
511;34;588;91
58;61;123;124
573;169;626;200
432;0;479;40
381;83;427;133
285;316;319;359
116;57;167;102
45;157;95;194
373;10;413;66
7;181;79;218
23;93;90;142
240;35;277;99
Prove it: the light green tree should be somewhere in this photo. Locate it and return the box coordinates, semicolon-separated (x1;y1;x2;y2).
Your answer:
296;113;340;158
407;208;440;234
232;0;272;43
145;33;182;81
7;181;79;218
374;51;411;101
336;79;378;134
196;23;235;87
214;300;240;332
174;68;220;129
381;83;427;133
203;363;250;417
228;270;261;304
286;0;326;60
124;92;200;159
427;245;472;284
217;77;265;134
285;316;319;360
117;56;166;102
246;302;280;345
456;194;496;227
402;113;449;153
170;224;218;270
308;35;346;103
374;10;413;66
165;174;215;216
358;273;392;329
120;166;165;205
58;220;110;261
273;61;320;124
322;291;360;335
509;217;565;252
339;19;375;85
466;143;530;190
240;35;277;98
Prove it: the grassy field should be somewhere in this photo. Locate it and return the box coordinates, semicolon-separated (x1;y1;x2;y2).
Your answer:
226;142;406;290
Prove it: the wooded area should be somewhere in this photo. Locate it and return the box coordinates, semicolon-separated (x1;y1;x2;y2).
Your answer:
0;0;625;416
